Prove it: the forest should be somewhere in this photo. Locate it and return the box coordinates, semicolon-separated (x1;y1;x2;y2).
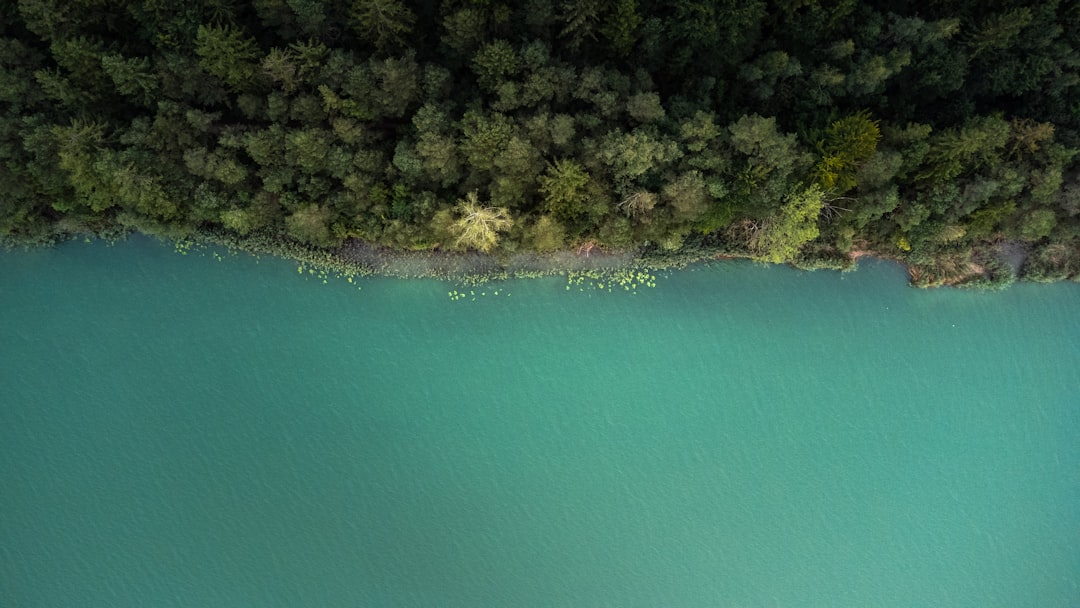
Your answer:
1;0;1079;285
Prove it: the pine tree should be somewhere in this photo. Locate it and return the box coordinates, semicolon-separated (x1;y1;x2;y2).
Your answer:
349;0;416;53
195;24;262;92
815;111;880;193
538;159;590;220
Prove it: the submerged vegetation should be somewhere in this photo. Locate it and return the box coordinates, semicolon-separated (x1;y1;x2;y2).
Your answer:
1;0;1079;286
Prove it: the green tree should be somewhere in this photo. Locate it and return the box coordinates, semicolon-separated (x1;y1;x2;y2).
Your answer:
599;129;682;188
440;8;487;55
728;114;809;214
1020;209;1056;241
51;120;112;212
415;132;460;187
369;54;419;118
221;206;266;235
100;54;158;106
527;215;567;251
844;50;911;97
459;110;513;173
965;8;1032;59
286;203;338;247
659;0;767;74
412;104;461;187
600;0;642;57
679;111;727;172
287;0;333;37
557;0;603;51
738;50;801;100
472;40;519;91
286;128;331;173
751;184;826;263
919;115;1010;183
491;136;543;209
262;47;300;93
626;92;664;124
662;170;710;222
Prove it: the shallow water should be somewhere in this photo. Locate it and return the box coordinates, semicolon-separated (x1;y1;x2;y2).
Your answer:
2;237;1078;607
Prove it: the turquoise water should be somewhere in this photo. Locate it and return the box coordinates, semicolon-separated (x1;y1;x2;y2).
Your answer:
1;237;1078;607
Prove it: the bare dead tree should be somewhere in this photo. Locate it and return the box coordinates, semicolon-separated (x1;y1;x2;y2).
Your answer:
727;218;767;251
617;190;657;218
577;240;598;257
819;192;853;221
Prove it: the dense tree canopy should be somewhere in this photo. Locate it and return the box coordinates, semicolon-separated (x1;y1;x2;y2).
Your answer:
1;0;1078;282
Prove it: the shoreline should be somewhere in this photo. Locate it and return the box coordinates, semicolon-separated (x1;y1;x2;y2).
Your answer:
185;232;1079;291
4;227;1075;290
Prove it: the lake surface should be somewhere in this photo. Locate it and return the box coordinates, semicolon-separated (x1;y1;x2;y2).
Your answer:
2;236;1078;607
